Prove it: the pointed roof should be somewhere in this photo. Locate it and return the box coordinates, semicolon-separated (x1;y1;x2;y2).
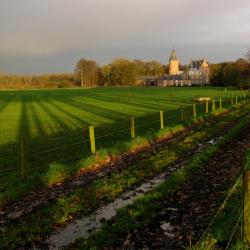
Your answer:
169;49;178;61
189;58;209;69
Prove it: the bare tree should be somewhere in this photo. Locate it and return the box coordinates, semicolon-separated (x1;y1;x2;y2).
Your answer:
75;59;99;87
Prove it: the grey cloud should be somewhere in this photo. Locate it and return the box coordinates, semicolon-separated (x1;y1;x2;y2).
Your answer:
0;0;250;73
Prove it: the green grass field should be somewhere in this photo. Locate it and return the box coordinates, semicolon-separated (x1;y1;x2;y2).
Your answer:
0;87;247;203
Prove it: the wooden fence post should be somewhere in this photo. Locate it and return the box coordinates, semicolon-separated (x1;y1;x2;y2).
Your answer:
236;96;238;105
243;170;250;244
131;116;135;139
231;95;234;106
212;99;215;112
160;111;164;129
89;126;96;154
180;106;184;122
206;100;209;114
193;103;197;118
20;137;28;180
220;97;222;110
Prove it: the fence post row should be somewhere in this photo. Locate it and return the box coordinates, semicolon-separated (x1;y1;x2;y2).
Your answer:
193;103;197;118
89;126;96;154
160;111;164;129
17;93;250;183
20;136;28;180
131;116;135;139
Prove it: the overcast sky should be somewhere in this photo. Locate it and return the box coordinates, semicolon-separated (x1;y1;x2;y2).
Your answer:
1;0;250;74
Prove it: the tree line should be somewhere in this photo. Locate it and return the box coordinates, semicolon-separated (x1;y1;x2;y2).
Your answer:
210;50;250;89
75;53;250;88
0;58;166;89
74;58;165;87
1;50;250;89
0;73;75;89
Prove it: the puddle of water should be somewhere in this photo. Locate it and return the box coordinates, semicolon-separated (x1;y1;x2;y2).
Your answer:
207;139;215;144
47;137;219;250
160;222;175;238
48;168;178;249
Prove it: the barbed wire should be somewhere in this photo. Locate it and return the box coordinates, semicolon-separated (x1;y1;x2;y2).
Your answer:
97;122;129;134
29;137;91;157
225;212;242;250
0;160;18;168
39;127;89;141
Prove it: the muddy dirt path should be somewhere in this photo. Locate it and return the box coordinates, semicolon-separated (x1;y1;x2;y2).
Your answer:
113;125;250;249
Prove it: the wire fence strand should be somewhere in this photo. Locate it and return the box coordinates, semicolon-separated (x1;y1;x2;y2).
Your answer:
225;212;243;250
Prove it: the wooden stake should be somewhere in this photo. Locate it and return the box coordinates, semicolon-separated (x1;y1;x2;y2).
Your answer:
212;99;215;112
243;170;250;244
206;100;209;114
193;103;197;118
89;126;96;154
131;116;135;139
160;111;164;129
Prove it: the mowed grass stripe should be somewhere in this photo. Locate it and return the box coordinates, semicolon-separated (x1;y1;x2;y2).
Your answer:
0;87;244;141
0;87;246;203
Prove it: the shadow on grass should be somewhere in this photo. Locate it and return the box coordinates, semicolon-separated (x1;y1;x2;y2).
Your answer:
0;94;235;203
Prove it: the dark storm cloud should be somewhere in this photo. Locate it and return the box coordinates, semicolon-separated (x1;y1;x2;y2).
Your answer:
0;0;250;73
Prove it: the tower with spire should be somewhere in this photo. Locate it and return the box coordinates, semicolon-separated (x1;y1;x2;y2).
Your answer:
169;49;179;75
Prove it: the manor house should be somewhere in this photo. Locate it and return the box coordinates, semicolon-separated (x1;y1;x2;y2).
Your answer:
140;50;210;87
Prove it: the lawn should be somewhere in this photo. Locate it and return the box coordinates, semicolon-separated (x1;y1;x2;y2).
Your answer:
0;86;246;203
